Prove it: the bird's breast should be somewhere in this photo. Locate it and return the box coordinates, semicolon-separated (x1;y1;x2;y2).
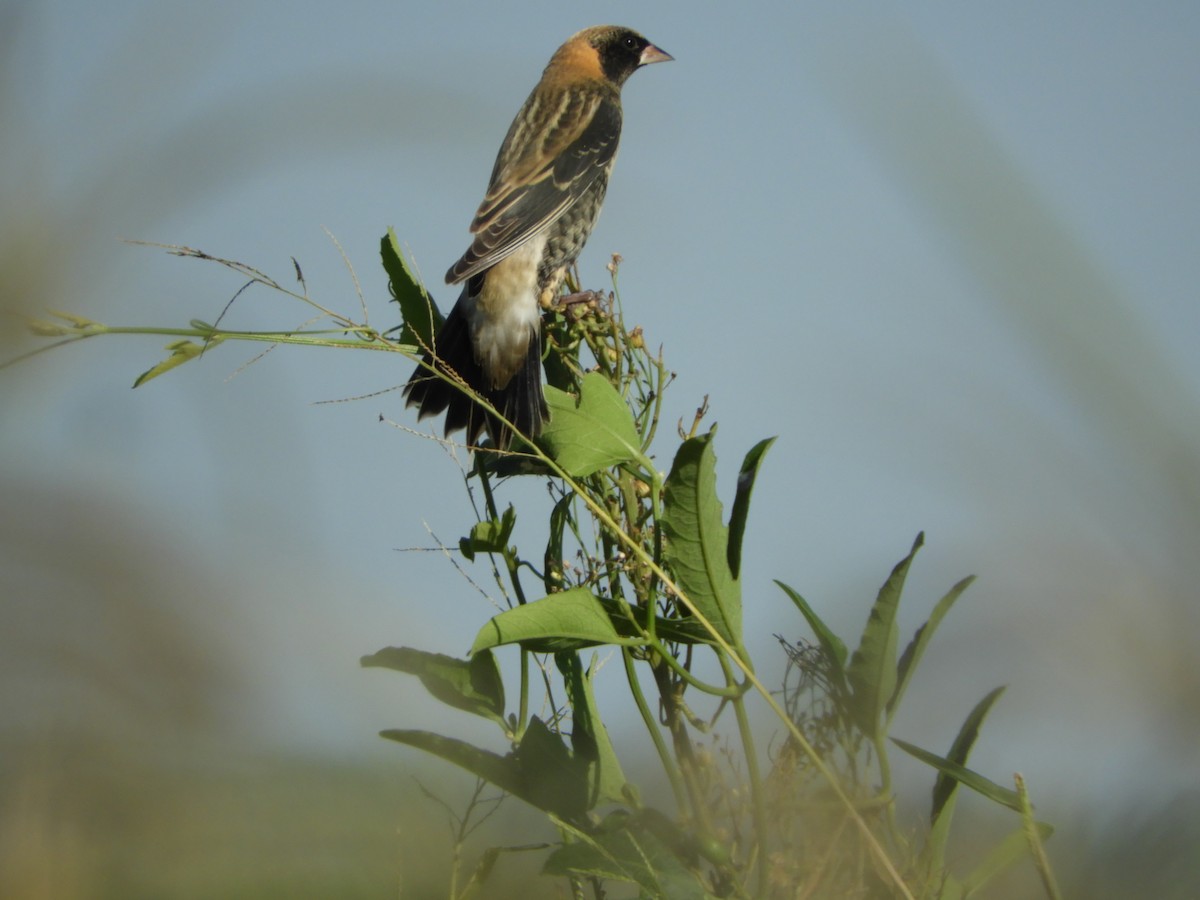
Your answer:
539;174;610;282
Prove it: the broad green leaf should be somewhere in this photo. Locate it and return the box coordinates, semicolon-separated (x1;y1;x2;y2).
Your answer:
133;338;217;387
380;729;521;799
891;737;1021;812
888;574;976;722
846;532;923;739
381;227;440;349
544;809;714;899
775;579;850;680
921;686;1007;879
470;587;627;654
469;588;713;655
460;504;517;561
381;718;589;821
960;822;1054;896
361;646;505;726
541;373;644;477
661;430;742;646
514;717;590;821
727;437;775;579
556;653;626;806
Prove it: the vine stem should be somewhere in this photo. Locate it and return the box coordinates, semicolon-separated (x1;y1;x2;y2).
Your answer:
621;647;687;811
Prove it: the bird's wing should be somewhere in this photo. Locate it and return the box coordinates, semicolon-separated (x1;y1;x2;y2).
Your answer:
446;88;622;284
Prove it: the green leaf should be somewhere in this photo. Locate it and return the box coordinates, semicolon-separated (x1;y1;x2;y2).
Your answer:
775;580;849;678
381;227;440;349
932;686;1006;821
888;574;976;722
661;430;742;646
469;588;714;655
921;686;1007;880
556;653;626;806
133;338;217;387
381;718;589;821
361;647;505;726
960;822;1054;896
380;729;521;799
514;717;590;820
1017;774;1063;900
726;437;775;579
459;504;517;561
891;737;1022;812
470;587;628;654
846;533;923;739
541;373;645;477
543;492;572;592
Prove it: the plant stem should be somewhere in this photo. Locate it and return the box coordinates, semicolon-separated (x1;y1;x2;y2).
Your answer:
722;653;770;894
621;647;687;811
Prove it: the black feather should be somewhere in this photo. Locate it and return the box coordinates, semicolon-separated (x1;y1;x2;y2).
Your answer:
402;284;549;450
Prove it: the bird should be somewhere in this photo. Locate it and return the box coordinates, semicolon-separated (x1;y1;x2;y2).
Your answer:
403;25;672;450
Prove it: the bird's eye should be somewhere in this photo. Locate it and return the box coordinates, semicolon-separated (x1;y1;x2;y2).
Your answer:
623;36;638;49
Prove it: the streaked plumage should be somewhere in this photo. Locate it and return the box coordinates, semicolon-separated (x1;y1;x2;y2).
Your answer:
404;25;672;449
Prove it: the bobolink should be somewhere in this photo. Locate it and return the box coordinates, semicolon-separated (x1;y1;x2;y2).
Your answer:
404;25;672;449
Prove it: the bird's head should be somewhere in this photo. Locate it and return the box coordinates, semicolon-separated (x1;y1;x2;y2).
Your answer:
554;26;673;87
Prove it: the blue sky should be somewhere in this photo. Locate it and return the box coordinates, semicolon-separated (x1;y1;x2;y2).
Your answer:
3;0;1199;835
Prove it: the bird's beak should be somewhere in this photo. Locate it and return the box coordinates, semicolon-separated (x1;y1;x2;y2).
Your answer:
639;43;674;66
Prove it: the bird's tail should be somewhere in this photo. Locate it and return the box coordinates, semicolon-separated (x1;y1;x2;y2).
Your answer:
403;285;548;450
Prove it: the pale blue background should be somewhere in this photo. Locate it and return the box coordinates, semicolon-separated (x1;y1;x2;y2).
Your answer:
3;0;1198;880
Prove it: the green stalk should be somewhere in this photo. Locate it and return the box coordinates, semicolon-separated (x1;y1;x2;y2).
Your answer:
7;318;400;372
720;653;770;893
621;647;687;811
474;461;530;739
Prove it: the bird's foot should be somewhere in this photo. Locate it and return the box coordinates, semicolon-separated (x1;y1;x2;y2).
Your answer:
552;290;605;320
